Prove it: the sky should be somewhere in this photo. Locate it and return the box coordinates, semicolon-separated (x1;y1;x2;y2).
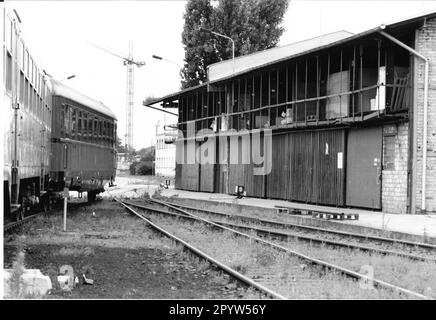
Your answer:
6;0;436;150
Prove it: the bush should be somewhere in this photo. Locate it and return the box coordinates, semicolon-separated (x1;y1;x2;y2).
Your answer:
129;160;154;176
136;160;154;175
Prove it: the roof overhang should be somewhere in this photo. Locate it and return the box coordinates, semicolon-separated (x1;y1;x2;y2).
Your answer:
147;9;436;108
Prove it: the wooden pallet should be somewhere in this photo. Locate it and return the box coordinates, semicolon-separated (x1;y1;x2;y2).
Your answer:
311;211;359;221
274;206;359;220
274;206;310;215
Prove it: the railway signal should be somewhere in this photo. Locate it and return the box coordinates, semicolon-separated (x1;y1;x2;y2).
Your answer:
87;41;145;151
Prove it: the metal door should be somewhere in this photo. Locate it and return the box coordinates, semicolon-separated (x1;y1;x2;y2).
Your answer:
346;127;382;209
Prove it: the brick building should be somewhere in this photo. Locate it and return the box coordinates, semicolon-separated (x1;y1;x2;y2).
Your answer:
147;11;436;214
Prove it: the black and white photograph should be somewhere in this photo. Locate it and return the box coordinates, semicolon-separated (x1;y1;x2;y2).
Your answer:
2;0;436;307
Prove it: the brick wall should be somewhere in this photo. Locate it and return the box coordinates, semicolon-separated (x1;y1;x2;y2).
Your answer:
414;17;436;214
382;123;409;213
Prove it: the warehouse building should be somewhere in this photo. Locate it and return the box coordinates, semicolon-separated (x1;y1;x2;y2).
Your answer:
147;11;436;214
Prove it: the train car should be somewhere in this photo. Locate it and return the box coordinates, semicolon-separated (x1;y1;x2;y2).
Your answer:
2;7;52;223
48;78;117;201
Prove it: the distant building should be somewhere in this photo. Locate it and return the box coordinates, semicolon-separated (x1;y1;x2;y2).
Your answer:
155;124;176;177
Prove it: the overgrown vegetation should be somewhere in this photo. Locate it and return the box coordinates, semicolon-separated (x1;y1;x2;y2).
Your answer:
129;146;155;176
144;214;406;299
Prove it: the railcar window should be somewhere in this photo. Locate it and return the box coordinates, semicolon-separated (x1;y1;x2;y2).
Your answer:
36;72;39;93
88;117;93;141
99;119;102;142
33;65;37;86
66;106;72;138
29;58;34;85
72;109;77;138
78;112;82;139
18;40;24;70
61;106;65;137
40;75;43;96
5;17;12;52
101;120;104;145
24;50;29;77
6;52;13;92
83;113;87;141
93;117;97;142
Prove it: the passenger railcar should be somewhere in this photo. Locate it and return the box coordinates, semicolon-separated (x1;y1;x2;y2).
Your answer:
2;8;52;223
48;79;117;201
2;7;117;223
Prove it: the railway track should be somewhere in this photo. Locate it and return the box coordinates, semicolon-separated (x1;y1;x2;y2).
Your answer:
118;198;433;299
123;199;436;263
4;199;93;233
151;199;436;256
116;199;286;299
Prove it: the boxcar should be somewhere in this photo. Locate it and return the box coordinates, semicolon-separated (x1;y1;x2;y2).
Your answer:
48;79;117;201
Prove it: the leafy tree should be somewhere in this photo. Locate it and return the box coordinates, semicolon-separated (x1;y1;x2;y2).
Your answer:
181;0;216;89
129;146;156;176
181;0;289;88
116;136;128;153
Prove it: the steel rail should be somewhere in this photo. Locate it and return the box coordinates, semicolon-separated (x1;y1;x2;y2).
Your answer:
4;200;92;232
123;201;435;263
116;200;287;300
155;199;436;250
125;199;432;300
4;214;41;232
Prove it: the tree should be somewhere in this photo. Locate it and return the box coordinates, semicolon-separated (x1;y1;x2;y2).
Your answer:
181;0;216;89
130;146;156;176
116;136;128;153
181;0;289;89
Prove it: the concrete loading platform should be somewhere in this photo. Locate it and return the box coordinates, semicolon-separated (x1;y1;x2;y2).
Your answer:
160;189;436;245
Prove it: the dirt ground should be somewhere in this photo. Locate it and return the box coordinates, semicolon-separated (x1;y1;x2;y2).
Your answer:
3;199;261;299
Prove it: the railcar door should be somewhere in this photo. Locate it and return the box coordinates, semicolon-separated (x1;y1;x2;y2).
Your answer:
346;127;382;209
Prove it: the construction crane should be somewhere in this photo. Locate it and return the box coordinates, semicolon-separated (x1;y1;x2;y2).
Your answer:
88;41;145;151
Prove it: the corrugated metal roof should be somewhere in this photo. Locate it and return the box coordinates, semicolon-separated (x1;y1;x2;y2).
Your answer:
48;78;117;120
208;30;354;82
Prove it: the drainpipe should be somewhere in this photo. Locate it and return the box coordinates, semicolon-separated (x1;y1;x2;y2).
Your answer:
378;28;430;213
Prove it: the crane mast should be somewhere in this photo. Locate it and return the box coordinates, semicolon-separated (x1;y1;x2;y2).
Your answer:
125;42;135;151
88;41;145;152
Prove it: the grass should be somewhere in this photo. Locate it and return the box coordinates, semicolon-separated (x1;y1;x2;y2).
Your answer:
8;200;176;250
5;200;266;299
142;213;407;299
153;205;436;298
